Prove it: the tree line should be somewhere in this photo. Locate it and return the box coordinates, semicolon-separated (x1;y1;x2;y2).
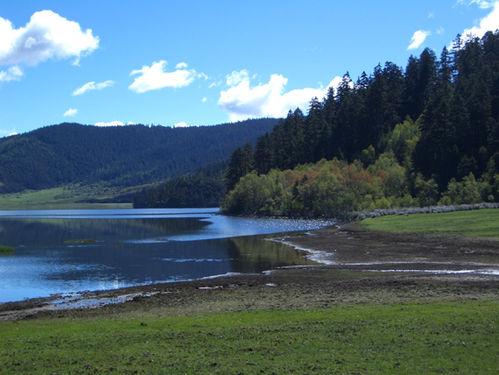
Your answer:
224;32;499;217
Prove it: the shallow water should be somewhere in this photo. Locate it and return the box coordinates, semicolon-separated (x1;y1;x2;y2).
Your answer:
0;208;332;302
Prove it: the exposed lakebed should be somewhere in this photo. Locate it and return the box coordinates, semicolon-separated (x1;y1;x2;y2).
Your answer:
0;208;333;303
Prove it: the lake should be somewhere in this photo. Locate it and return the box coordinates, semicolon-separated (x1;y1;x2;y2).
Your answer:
0;208;332;303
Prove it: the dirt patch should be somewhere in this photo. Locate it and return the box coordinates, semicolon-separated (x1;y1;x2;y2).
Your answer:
283;223;499;265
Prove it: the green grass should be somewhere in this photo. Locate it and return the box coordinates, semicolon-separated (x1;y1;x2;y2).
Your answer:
0;184;133;209
0;301;498;374
0;245;13;255
361;208;499;238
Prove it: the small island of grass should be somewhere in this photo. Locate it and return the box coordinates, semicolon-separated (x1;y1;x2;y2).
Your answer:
0;245;14;255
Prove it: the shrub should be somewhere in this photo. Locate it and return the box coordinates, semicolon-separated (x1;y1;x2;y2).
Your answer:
414;174;439;206
439;173;482;204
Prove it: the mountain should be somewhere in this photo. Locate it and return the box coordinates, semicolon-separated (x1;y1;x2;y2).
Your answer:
0;119;278;193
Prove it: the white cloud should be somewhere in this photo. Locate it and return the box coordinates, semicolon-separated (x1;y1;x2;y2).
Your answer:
73;80;114;96
436;26;445;35
94;120;136;127
201;96;208;103
129;60;199;93
460;1;499;41
175;61;188;69
198;72;209;80
0;65;23;82
459;0;495;9
0;128;18;137
0;10;99;68
174;121;189;128
63;108;78;117
407;30;431;50
472;0;495;8
208;81;220;89
218;69;342;121
225;69;250;86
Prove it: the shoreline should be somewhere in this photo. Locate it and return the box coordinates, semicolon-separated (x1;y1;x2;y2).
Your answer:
267;236;336;265
1;220;498;321
352;202;499;220
221;202;499;221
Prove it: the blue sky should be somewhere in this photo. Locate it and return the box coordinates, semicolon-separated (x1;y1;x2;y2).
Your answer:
0;0;498;135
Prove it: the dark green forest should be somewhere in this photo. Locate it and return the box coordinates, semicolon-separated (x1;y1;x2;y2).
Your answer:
223;32;499;217
133;166;226;208
0;118;277;194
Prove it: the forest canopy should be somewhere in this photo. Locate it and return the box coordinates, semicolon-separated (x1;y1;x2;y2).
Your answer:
223;32;499;217
0;118;277;194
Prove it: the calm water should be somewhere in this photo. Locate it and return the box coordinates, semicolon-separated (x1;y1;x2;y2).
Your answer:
0;208;332;302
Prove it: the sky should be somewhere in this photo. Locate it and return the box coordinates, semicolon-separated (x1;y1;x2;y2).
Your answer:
0;0;498;135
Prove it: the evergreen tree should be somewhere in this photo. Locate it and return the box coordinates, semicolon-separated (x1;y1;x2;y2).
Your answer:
226;144;254;190
254;133;273;174
305;97;327;161
226;31;498;200
365;62;405;151
322;86;338;159
335;73;358;159
404;49;437;120
413;47;458;188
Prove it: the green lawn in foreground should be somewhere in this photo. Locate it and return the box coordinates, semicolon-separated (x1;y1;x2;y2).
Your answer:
0;301;498;374
361;208;499;238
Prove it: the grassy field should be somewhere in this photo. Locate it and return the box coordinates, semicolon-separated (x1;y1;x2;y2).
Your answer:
361;208;499;238
0;301;497;374
0;184;133;209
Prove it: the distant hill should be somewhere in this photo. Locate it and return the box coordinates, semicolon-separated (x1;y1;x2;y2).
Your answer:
0;119;278;193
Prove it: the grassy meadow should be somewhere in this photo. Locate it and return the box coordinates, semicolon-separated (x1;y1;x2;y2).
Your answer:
361;208;499;238
0;184;133;209
0;301;498;374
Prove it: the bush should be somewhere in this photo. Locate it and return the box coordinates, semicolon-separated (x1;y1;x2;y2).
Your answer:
222;155;496;218
368;152;408;197
414;174;439;206
223;158;412;218
439;173;482;204
384;117;420;167
360;145;376;166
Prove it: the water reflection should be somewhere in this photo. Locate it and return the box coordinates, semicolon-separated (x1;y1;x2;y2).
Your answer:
0;218;206;246
227;236;315;273
0;210;330;302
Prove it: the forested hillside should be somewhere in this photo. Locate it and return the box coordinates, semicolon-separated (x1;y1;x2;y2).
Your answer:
223;32;499;217
0;118;278;193
133;165;226;208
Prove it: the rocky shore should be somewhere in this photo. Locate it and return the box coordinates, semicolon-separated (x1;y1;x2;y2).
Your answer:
353;202;499;220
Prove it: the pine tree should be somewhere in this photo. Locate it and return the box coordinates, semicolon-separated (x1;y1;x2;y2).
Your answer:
305;97;327;161
454;36;494;177
322;86;337;159
254;133;273;174
404;49;437;121
335;73;357;159
414;47;458;188
226;144;254;190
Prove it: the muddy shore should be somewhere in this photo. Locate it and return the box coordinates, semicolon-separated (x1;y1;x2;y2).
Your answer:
1;223;498;321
